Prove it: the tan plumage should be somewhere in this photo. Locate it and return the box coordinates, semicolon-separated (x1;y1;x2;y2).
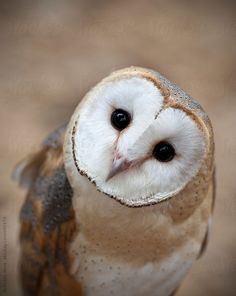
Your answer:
16;126;81;296
15;67;215;296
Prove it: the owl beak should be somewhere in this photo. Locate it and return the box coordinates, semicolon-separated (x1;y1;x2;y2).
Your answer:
106;158;132;181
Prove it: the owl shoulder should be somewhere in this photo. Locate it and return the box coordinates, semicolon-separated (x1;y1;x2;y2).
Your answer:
198;167;216;259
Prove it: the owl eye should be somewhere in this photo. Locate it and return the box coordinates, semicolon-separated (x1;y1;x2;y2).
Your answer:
111;109;131;130
153;141;175;162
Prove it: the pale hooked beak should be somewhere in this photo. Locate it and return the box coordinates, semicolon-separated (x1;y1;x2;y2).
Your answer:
106;157;133;181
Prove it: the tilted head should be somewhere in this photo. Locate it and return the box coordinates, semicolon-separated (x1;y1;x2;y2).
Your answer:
64;67;214;207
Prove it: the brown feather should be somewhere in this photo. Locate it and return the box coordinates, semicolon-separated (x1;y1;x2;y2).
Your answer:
17;126;82;296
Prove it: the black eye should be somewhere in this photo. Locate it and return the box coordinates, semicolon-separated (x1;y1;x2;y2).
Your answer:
153;141;175;162
111;109;131;131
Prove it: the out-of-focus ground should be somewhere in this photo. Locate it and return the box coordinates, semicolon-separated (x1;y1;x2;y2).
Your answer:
0;0;235;295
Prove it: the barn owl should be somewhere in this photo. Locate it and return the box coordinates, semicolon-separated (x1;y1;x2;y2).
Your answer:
15;67;215;296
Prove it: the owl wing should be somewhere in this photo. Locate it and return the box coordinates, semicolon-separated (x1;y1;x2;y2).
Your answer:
14;125;82;296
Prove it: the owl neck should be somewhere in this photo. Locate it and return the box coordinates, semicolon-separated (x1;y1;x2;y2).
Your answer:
71;173;170;239
69;173;209;268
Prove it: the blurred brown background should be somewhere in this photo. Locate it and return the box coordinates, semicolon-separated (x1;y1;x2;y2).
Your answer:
0;0;235;295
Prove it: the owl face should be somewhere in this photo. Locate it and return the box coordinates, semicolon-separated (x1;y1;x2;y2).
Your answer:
65;68;211;207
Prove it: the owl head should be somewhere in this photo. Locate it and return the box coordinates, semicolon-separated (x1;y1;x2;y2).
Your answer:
64;67;214;207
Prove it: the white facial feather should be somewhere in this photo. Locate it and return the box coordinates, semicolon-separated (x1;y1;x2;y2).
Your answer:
76;77;163;179
68;75;206;206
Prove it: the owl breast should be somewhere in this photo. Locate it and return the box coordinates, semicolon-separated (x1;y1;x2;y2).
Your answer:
70;234;196;296
68;178;213;296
